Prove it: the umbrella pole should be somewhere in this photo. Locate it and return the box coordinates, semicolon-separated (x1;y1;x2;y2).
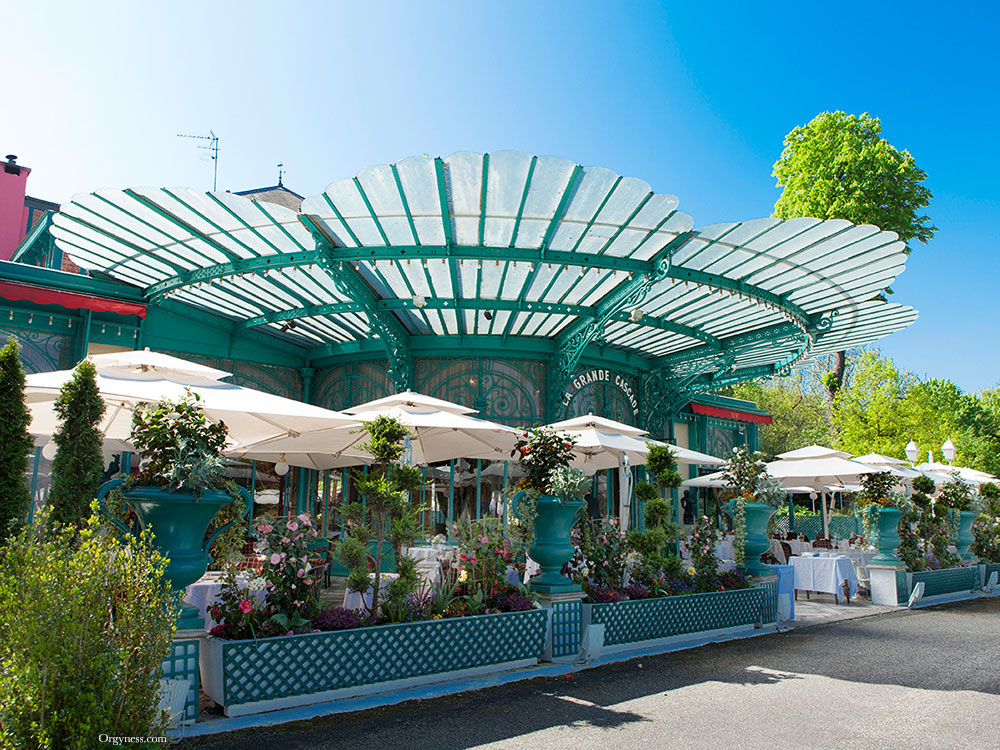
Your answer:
476;459;482;521
321;469;330;538
606;468;613;517
249;460;257;530
28;446;41;524
420;467;426;537
502;461;509;533
448;459;455;540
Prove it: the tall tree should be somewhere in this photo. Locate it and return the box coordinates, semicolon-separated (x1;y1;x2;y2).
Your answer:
48;361;106;528
832;350;912;457
730;377;833;458
0;337;34;542
772;111;936;409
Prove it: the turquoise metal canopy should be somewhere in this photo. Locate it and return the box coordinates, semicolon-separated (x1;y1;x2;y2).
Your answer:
49;150;917;407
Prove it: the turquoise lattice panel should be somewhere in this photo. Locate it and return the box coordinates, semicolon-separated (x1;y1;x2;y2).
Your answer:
755;579;779;624
985;563;1000;585
896;570;909;604
550;600;582;659
911;567;978;598
221;609;547;706
590;588;764;646
775;516;859;539
162;639;199;722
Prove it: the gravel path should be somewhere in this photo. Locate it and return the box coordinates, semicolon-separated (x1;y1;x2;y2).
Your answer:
181;598;1000;750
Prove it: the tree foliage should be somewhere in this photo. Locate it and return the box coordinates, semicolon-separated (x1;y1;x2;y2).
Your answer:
773;111;936;245
48;361;106;529
730;378;833;459
0;337;33;543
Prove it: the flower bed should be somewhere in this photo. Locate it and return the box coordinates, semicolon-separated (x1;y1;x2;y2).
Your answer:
584;587;766;650
202;608;548;715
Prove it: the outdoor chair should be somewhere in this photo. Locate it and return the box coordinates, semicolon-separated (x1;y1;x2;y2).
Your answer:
780;542;793;564
785;532;798;541
813;538;833;549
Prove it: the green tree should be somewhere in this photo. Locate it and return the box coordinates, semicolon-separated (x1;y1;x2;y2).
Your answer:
772;111;936;407
832;350;912;457
0;337;34;543
48;361;106;528
731;377;833;458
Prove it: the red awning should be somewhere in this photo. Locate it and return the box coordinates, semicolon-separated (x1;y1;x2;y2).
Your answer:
0;280;146;319
689;402;772;425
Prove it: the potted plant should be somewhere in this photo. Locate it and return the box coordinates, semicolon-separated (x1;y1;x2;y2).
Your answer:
855;471;905;566
510;427;585;593
98;391;249;629
936;472;981;562
723;447;779;577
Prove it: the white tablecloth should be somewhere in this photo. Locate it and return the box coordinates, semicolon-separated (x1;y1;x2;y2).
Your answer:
789;555;858;602
184;572;266;631
405;544;451;563
344;572;399;611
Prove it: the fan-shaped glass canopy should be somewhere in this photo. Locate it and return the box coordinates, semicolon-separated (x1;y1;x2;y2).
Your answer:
49;150;916;399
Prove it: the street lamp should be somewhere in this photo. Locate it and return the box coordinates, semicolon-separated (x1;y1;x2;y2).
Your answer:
904;439;918;464
942;439;956;465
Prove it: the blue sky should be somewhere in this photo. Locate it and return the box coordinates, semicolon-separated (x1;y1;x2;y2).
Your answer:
4;2;997;391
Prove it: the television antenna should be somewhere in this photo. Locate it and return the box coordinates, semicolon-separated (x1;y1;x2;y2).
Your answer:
176;130;220;190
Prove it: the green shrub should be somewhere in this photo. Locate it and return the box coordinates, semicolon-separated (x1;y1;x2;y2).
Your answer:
0;506;176;749
0;336;33;543
48;361;106;529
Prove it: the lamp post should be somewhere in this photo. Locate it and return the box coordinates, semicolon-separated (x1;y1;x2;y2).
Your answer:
942;439;956;466
904;440;918;465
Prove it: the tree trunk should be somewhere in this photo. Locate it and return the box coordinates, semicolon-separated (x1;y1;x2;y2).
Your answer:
824;350;847;428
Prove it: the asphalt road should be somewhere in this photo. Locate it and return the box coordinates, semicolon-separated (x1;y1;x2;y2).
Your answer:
181;598;1000;750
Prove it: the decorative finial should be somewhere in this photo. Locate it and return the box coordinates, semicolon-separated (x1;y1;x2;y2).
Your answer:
277;162;284;187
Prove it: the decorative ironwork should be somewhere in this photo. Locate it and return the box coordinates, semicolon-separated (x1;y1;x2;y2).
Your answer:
755;579;779;625
161;350;303;399
308;224;413;391
415;358;544;426
0;326;74;373
563;369;640;427
314;361;393;411
549;599;583;659
910;567;978;598
546;238;691;420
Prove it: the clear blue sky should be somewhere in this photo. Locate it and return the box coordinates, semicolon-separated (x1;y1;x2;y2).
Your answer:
4;2;997;391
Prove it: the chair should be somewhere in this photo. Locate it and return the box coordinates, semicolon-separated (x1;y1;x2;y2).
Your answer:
814;538;833;549
786;532;798;541
780;542;793;564
854;560;871;598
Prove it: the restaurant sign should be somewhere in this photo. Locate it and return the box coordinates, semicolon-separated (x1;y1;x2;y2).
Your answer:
561;368;639;416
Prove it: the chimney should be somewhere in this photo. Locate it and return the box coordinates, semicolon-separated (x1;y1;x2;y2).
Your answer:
0;154;32;261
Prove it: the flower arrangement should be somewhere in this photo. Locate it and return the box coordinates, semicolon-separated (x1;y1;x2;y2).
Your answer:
688;515;721;584
210;514;321;639
511;426;576;495
721;446;767;566
570;516;631;589
548;466;590;502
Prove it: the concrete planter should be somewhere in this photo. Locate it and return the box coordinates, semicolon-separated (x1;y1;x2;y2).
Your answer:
201;608;548;716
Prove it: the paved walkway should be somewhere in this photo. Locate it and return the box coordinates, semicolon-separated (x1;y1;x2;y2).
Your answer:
180;598;1000;750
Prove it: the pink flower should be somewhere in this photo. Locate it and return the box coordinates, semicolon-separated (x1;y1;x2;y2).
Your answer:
258;523;273;534
286;630;294;636
304;578;313;586
297;569;306;578
286;521;299;532
480;536;489;545
281;537;290;544
238;599;253;614
470;557;477;564
270;553;281;565
460;553;467;562
297;513;310;523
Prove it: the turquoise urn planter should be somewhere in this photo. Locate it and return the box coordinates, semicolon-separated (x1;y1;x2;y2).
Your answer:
955;510;979;561
870;507;903;566
734;501;777;577
514;492;585;593
99;480;248;630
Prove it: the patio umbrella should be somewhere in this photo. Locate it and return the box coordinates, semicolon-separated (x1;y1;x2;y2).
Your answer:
776;445;853;460
25;350;361;454
236;391;519;466
766;457;879;537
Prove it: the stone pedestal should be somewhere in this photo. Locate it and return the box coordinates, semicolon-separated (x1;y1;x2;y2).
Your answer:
869;564;907;606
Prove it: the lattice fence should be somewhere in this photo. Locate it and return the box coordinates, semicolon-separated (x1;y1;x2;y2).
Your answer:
549;599;583;659
985;563;1000;586
896;570;909;604
162;639;199;723
219;609;547;706
589;588;764;646
755;579;779;625
910;567;979;598
774;515;858;539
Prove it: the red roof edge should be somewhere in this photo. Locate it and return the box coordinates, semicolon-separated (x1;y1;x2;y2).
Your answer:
690;402;773;425
0;280;147;319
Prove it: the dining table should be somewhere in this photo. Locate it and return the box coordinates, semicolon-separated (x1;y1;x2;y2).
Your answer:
789;554;858;603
